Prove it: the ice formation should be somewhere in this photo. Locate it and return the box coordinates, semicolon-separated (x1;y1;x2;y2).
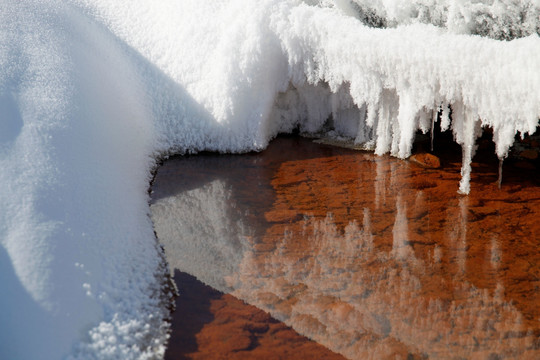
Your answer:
0;0;539;358
329;0;540;40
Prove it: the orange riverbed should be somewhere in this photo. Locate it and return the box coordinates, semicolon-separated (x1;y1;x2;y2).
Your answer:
151;136;540;359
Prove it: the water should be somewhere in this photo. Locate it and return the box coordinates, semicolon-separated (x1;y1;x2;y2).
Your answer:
150;136;540;359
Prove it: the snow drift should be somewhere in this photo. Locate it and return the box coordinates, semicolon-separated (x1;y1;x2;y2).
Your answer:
0;0;539;359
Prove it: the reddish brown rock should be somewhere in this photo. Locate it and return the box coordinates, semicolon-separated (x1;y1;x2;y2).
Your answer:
165;272;345;360
515;160;536;169
519;149;538;160
409;153;441;168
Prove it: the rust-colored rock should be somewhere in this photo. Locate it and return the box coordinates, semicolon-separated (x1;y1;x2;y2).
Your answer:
409;152;441;168
515;160;536;169
165;271;345;360
519;149;538;160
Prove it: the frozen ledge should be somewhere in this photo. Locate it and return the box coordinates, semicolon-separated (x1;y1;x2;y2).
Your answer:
269;4;540;194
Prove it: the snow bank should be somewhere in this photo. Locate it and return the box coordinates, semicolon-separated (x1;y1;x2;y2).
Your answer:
0;0;539;358
0;2;169;359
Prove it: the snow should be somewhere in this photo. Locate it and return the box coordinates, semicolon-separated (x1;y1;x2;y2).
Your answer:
0;2;167;359
0;0;539;359
330;0;540;40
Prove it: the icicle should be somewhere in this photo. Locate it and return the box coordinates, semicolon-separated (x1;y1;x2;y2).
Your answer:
366;102;378;127
375;90;398;155
458;144;474;195
392;195;413;260
454;102;482;195
440;104;451;132
418;110;431;134
431;109;435;152
497;158;503;189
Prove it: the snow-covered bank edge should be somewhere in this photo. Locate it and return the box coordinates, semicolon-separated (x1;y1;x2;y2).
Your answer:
0;2;177;359
0;0;539;359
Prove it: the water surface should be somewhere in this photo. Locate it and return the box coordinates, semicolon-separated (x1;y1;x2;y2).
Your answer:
151;136;540;359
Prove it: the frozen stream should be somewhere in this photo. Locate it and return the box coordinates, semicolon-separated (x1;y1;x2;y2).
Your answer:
150;136;540;359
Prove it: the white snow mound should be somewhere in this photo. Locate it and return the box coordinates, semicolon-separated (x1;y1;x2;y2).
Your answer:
0;0;539;359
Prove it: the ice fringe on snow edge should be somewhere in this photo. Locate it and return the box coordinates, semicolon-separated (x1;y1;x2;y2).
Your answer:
270;3;540;194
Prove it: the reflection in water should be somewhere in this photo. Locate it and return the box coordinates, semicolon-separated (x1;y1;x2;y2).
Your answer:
151;137;540;359
151;180;249;293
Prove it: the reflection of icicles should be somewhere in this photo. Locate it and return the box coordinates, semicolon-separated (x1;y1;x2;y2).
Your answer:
392;195;413;260
490;234;501;269
227;210;535;360
447;197;469;276
360;208;374;253
432;245;442;263
308;211;376;266
374;153;405;207
151;180;249;292
457;197;468;275
388;156;401;190
374;156;387;209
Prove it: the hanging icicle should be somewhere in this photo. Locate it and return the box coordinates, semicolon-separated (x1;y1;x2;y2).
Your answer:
430;107;437;152
498;158;504;189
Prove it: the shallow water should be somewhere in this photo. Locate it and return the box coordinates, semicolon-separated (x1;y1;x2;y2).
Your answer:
151;136;540;359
